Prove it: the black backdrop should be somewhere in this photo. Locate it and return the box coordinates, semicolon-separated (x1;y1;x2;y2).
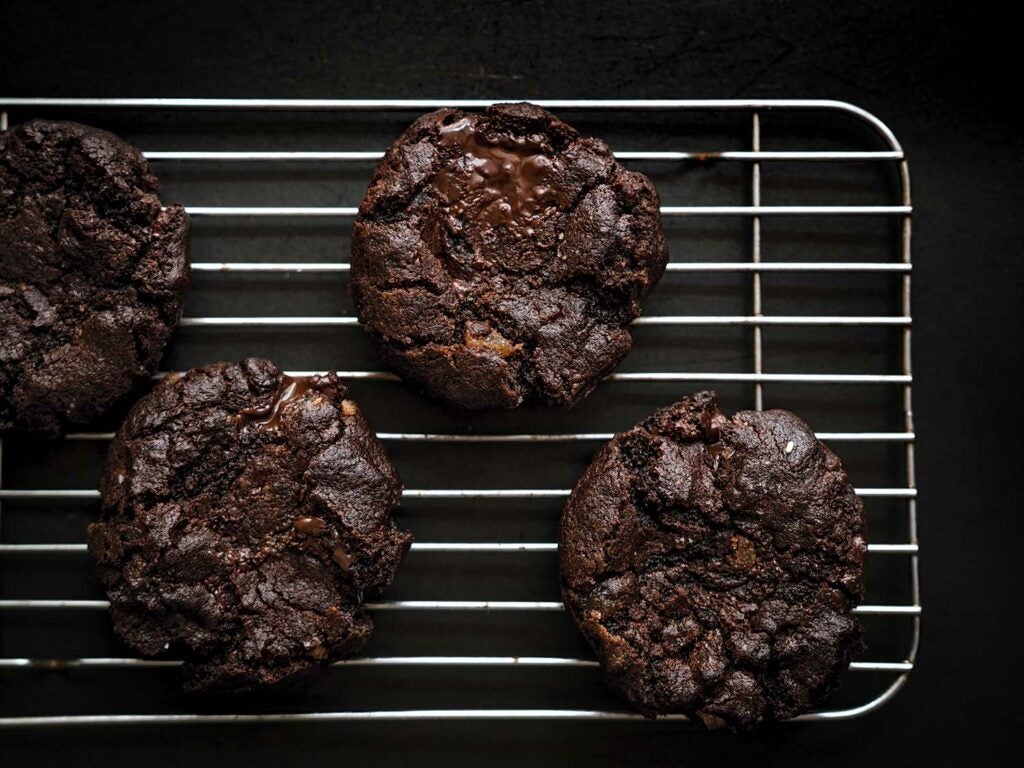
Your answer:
1;1;1021;765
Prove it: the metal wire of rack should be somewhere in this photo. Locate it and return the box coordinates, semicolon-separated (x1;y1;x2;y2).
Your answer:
0;98;919;727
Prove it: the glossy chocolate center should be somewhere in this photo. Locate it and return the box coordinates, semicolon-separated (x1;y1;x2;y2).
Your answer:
433;117;560;230
235;376;315;432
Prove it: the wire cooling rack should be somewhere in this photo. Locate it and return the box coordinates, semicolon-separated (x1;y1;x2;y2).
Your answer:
0;98;919;727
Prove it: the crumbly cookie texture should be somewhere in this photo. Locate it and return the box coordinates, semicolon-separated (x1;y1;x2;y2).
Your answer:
352;102;668;410
0;119;190;436
88;358;412;693
559;391;866;729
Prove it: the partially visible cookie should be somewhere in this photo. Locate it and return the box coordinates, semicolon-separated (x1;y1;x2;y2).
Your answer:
352;102;668;410
559;391;866;729
88;358;412;693
1;119;189;436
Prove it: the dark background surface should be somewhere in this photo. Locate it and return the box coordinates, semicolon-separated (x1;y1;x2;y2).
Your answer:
1;0;1021;764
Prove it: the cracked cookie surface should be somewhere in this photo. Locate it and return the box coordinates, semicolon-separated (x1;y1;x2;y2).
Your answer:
559;391;866;729
351;103;668;409
88;358;412;692
1;119;190;436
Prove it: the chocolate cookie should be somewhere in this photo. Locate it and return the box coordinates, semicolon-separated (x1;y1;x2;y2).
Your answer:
559;391;866;729
1;119;189;436
88;359;412;692
352;103;668;409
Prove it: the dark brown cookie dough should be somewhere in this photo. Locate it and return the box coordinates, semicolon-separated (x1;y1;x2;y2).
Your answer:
559;391;866;729
88;359;412;693
351;103;668;410
0;119;189;436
